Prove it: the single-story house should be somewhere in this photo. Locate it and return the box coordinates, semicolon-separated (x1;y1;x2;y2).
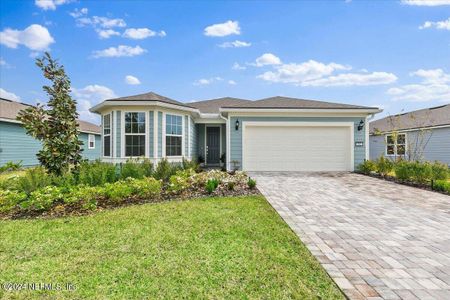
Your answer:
0;98;102;167
369;104;450;165
89;92;381;172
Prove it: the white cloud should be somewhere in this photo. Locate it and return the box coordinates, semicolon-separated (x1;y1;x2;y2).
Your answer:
123;28;166;39
204;20;240;37
72;85;117;121
193;77;223;86
69;8;88;18
97;29;120;39
387;68;450;102
0;24;54;51
401;0;450;6
0;57;10;68
218;40;251;48
228;80;237;85
125;75;141;85
419;18;450;30
0;88;21;101
75;16;126;28
232;62;246;70
257;58;397;87
92;45;146;58
35;0;72;10
254;53;282;67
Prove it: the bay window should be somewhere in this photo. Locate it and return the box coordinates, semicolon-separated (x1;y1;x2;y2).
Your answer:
125;112;146;157
103;114;111;157
165;114;182;156
386;133;406;156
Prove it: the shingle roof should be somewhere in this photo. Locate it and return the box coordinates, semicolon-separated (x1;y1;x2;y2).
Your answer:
105;91;195;108
369;104;450;134
222;96;376;110
189;97;252;114
0;98;101;134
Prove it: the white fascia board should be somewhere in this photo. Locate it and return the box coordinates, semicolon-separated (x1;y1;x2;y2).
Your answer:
220;108;382;114
90;101;200;115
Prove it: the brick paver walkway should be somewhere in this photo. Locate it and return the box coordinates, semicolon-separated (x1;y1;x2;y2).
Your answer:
252;172;450;300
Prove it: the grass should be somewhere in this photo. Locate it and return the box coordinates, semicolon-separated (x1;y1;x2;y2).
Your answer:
0;196;343;299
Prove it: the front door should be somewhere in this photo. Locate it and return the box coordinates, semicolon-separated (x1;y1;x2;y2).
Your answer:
206;127;220;165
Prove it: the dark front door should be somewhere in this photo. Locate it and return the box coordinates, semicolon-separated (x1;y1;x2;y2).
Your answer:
206;127;220;165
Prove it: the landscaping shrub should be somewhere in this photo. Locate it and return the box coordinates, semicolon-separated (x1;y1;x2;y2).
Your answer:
21;186;64;211
375;156;394;177
17;167;51;194
227;181;235;191
120;159;146;179
182;158;199;172
410;161;432;184
77;160;117;186
357;160;376;175
154;159;179;182
0;161;23;173
205;179;218;194
168;169;195;193
247;178;257;189
432;180;450;194
394;160;413;182
63;185;104;210
431;161;448;181
0;190;27;213
103;181;134;203
128;177;162;198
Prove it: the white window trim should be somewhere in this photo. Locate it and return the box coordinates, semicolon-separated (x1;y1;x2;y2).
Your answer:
102;113;112;157
385;133;407;157
204;125;222;165
122;111;147;158
241;121;355;171
163;112;185;158
88;134;96;149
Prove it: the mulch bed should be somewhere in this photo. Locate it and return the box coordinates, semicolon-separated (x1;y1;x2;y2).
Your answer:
1;186;261;220
355;172;450;196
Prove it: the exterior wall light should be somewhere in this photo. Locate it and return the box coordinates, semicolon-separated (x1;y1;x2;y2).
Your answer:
235;119;240;131
357;119;365;131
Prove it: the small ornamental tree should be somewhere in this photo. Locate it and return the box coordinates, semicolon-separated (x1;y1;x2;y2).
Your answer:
17;52;83;175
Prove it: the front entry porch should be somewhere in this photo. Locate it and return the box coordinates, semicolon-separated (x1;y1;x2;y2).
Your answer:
196;123;226;168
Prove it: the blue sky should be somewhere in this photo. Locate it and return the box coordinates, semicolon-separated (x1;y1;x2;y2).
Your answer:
1;0;449;124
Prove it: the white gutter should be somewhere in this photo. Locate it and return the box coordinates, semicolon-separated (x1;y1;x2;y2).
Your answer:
90;100;200;115
220;108;382;114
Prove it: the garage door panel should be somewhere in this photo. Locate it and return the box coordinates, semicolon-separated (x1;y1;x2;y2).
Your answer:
243;125;351;172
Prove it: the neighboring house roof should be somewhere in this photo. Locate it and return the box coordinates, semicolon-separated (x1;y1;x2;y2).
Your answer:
104;91;195;108
189;97;252;114
369;104;450;134
221;96;376;110
0;98;101;134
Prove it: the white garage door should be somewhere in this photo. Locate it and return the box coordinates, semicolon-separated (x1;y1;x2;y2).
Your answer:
243;123;353;172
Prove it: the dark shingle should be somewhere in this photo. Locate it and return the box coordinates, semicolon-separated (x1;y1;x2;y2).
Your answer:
369;104;450;133
189;97;252;113
221;96;376;109
105;91;194;108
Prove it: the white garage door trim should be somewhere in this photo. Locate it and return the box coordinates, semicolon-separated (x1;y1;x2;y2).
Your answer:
242;121;355;171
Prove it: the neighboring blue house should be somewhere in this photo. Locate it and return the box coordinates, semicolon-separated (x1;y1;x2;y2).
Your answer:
369;104;450;165
0;98;102;167
89;91;380;172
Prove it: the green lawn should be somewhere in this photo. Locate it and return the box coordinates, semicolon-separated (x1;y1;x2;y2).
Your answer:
0;196;344;299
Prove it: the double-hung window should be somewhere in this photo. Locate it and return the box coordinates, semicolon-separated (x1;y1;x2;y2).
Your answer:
386;133;406;156
165;114;182;156
103;114;111;157
125;112;146;157
88;134;95;149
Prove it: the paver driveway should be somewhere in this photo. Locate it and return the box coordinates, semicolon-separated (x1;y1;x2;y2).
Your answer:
252;172;450;300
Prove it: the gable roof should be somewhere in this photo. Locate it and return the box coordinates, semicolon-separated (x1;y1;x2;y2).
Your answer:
221;96;376;110
104;91;195;108
369;104;450;134
0;98;101;134
189;97;252;114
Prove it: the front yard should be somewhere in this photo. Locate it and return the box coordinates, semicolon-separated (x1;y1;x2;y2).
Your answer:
0;195;344;299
